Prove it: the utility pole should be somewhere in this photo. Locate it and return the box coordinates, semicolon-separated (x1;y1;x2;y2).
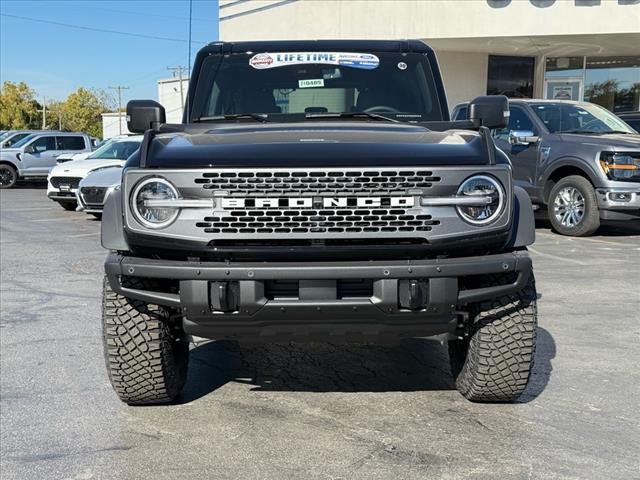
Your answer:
38;96;47;129
109;85;130;135
167;66;188;116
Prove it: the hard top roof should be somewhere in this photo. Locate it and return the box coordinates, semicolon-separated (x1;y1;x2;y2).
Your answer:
199;39;433;55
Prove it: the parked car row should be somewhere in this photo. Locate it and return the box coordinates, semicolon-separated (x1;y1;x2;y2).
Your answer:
0;130;141;219
451;99;640;236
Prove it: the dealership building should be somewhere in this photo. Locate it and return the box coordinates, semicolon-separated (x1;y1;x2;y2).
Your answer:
219;0;640;114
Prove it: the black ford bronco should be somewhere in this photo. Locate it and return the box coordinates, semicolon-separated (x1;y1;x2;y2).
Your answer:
101;40;538;405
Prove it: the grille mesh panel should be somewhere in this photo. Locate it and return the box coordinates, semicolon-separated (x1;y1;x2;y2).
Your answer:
195;170;440;196
196;208;439;234
80;186;107;206
50;176;81;189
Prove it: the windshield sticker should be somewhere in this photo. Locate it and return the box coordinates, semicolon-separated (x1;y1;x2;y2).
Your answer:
249;52;380;70
298;78;324;89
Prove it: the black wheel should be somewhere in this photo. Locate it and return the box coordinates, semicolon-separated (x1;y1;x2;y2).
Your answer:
102;276;188;405
0;164;17;189
449;273;537;402
57;201;77;211
548;175;600;237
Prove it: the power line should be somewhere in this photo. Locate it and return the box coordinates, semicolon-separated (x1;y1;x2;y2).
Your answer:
0;13;207;44
109;86;130;135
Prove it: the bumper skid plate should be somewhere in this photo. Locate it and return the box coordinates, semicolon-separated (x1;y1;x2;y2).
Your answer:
105;251;532;340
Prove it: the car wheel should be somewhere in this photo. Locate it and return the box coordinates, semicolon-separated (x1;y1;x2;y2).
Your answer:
548;175;600;237
449;273;537;402
0;164;18;189
102;276;189;405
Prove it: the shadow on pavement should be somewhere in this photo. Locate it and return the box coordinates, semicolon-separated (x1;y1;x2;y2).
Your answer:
179;328;555;402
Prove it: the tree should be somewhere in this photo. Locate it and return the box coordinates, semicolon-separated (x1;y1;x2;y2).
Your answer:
0;81;40;129
59;87;114;138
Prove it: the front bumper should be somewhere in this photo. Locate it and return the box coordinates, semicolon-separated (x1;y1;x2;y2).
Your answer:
105;250;532;341
47;189;77;202
596;187;640;220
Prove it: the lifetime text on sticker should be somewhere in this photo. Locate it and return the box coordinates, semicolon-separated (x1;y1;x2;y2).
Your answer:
249;52;380;70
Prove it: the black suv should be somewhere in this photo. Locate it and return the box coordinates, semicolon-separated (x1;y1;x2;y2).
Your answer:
100;40;538;405
453;99;640;236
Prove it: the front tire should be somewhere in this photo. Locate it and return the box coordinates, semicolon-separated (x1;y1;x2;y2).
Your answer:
0;164;17;189
102;277;189;405
449;274;537;402
548;175;600;236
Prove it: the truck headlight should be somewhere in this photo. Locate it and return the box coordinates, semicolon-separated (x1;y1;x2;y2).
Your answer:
456;175;505;225
131;177;180;228
599;153;640;181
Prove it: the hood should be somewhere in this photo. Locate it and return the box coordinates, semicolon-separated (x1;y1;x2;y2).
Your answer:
49;158;126;177
143;122;491;168
558;132;640;151
57;152;91;163
79;166;123;188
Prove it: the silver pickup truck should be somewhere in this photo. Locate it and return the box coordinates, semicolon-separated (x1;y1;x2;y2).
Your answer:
0;131;93;189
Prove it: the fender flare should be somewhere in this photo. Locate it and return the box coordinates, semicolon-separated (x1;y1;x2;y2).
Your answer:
507;186;535;248
101;187;129;251
540;156;600;199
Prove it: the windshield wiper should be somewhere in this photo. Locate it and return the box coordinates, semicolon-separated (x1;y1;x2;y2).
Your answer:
305;112;400;123
562;129;633;135
194;113;269;123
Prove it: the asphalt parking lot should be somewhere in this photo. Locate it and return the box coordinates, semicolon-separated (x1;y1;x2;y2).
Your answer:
1;186;639;480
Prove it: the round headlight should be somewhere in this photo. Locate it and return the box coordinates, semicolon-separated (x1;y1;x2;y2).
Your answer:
132;177;180;228
456;175;505;225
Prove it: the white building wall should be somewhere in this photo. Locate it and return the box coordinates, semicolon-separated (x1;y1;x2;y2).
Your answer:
158;77;190;123
220;0;640;41
101;113;131;139
436;51;489;113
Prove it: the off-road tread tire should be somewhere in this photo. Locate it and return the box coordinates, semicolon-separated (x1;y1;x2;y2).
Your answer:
58;201;77;211
102;276;188;405
548;175;600;237
449;273;537;402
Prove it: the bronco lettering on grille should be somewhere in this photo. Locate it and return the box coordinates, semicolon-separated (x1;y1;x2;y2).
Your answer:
221;197;415;209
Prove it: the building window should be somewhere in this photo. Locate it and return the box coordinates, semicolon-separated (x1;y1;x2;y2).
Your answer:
487;55;535;98
544;56;640;113
584;56;640;113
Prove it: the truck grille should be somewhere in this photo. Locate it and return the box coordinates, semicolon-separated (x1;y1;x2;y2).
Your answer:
194;169;440;196
196;208;439;234
79;186;107;206
50;176;81;189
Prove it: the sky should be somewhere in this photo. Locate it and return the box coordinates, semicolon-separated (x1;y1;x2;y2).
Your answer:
0;0;219;105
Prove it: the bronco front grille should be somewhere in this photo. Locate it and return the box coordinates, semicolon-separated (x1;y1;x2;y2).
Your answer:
194;170;441;196
195;207;439;234
50;176;81;189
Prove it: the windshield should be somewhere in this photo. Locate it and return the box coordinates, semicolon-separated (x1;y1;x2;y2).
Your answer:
10;134;37;148
531;103;636;134
192;51;443;122
87;140;140;160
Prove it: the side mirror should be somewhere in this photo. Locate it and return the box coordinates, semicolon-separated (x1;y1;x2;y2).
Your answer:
468;95;509;129
24;145;35;154
509;130;539;146
126;99;166;134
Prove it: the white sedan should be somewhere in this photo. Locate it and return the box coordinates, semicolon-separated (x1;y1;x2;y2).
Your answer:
47;136;142;211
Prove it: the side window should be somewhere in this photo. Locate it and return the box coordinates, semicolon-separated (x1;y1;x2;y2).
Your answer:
57;136;86;150
493;107;534;141
4;133;29;147
30;136;56;153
